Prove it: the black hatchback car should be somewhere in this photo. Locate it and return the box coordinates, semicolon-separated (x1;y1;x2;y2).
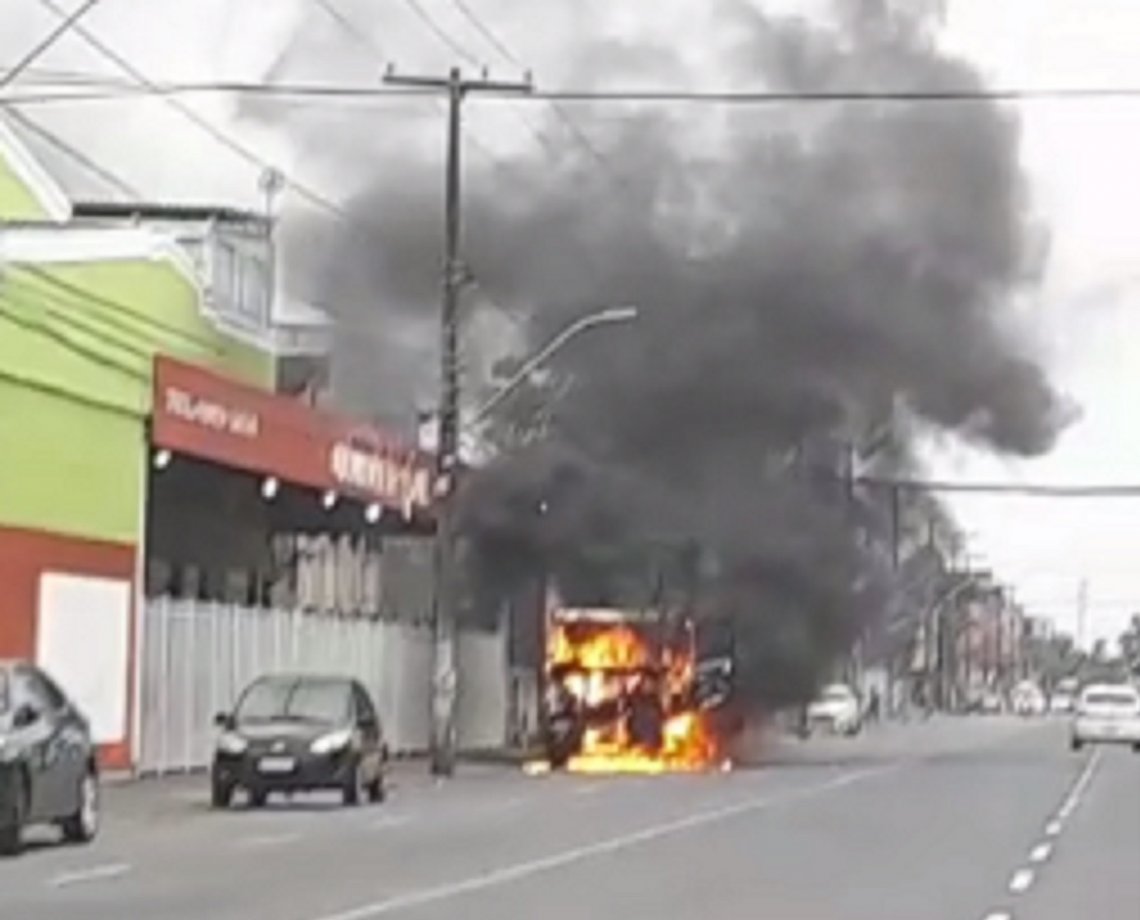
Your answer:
211;674;387;808
0;661;99;856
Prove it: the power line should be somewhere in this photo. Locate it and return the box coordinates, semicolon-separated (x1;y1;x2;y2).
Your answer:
312;0;381;52
398;0;480;67
516;86;1140;104
3;80;429;105
447;0;523;69
0;296;145;381
0;66;136;88
309;0;503;166
437;0;623;182
0;0;102;91
2;283;152;360
33;0;367;228
15;79;1140;107
0;107;140;199
854;476;1140;497
6;266;223;352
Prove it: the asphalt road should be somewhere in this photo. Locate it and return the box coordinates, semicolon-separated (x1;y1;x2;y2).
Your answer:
0;716;1136;920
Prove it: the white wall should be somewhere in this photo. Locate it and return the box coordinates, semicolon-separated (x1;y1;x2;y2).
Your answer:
37;573;131;745
136;599;509;774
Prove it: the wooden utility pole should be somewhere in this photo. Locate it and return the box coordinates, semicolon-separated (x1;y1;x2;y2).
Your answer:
383;66;531;777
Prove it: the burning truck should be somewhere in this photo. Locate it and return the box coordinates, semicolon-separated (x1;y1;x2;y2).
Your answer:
540;607;735;774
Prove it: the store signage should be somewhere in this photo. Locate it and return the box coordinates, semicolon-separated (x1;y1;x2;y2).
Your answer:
152;357;434;514
329;442;432;512
164;386;259;438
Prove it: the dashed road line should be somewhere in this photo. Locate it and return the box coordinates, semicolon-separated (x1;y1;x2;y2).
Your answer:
1056;749;1100;820
235;831;301;849
303;765;895;920
1008;868;1035;894
371;814;413;830
979;748;1101;920
49;862;132;888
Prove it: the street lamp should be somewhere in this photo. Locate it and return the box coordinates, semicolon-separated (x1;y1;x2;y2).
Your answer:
470;305;639;425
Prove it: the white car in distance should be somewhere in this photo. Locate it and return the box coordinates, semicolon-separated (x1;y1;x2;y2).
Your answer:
1012;681;1046;717
1070;683;1140;752
806;684;862;736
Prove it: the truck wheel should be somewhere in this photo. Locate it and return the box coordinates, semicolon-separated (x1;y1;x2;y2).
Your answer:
1070;737;1083;752
211;777;235;809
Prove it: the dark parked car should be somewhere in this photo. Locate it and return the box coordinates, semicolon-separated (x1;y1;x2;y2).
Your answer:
0;661;100;856
211;674;387;808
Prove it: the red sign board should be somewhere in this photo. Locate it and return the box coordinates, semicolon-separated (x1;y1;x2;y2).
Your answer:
152;357;434;516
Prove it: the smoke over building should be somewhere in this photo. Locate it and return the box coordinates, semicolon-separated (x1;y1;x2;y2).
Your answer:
256;0;1070;705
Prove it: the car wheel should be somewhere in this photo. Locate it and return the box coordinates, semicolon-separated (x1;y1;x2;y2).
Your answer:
1132;742;1140;754
210;776;235;809
342;760;366;807
60;770;99;844
1070;737;1084;752
0;772;27;857
248;788;269;808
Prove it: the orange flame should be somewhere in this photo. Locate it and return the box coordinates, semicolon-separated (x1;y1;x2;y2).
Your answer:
546;619;722;775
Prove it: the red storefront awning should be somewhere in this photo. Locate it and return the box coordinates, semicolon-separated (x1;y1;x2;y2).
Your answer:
151;357;434;517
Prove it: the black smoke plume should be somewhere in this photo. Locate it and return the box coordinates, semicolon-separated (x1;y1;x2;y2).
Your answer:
262;0;1068;706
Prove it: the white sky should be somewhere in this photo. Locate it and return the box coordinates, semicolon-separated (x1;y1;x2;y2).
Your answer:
3;0;1140;644
935;0;1140;646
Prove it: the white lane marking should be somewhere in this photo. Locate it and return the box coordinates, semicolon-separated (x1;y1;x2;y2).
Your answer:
305;765;894;920
49;863;131;888
982;912;1012;920
235;831;300;849
371;814;412;830
1009;869;1035;894
573;783;604;796
1029;842;1052;864
1045;820;1062;837
1056;749;1100;820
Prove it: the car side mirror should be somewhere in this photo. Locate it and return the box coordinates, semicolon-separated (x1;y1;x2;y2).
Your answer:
214;712;234;730
13;704;40;729
358;715;378;732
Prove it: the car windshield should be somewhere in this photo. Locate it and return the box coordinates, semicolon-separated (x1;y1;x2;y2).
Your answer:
823;688;851;702
235;679;351;725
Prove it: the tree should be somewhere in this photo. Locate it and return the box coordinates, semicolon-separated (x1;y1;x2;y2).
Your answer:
1121;614;1140;677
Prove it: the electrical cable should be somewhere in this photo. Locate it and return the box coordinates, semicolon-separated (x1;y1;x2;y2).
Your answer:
0;106;140;199
10;265;225;351
310;0;503;165
0;295;146;380
0;0;102;90
33;0;382;229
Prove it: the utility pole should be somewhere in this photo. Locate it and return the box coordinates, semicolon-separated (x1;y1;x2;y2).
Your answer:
383;65;531;777
1076;577;1089;654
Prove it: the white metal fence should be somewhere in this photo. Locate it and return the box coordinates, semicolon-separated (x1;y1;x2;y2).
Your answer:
137;598;508;774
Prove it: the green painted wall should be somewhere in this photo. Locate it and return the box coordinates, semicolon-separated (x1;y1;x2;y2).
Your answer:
0;377;143;544
0;257;275;547
0;156;51;221
0;139;276;547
